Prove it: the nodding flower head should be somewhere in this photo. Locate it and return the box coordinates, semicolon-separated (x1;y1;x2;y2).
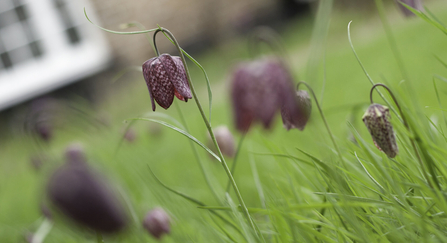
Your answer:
143;207;171;239
47;147;128;233
208;125;236;158
142;54;192;111
281;90;312;131
362;104;398;158
230;57;299;133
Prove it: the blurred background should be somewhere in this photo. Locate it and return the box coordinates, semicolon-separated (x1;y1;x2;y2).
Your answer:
1;0;447;241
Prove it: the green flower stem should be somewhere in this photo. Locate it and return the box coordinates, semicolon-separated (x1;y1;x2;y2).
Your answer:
225;133;246;193
370;84;436;189
174;103;221;204
96;231;104;243
296;81;343;164
153;28;258;235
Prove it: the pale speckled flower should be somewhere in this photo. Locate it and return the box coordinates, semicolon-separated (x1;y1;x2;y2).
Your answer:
143;207;171;239
142;54;192;111
362;104;398;158
208;125;236;158
231;57;300;133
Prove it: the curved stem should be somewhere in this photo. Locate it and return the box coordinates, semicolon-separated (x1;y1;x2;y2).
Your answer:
96;231;104;243
370;84;435;189
153;29;161;56
153;28;258;236
174;103;221;204
225;133;246;193
296;81;343;164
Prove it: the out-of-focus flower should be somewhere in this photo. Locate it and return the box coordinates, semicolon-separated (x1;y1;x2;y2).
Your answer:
143;207;171;239
231;57;300;133
395;0;423;17
207;126;236;158
47;150;127;233
65;143;87;164
362;104;398;158
281;90;312;131
142;54;192;111
123;127;137;143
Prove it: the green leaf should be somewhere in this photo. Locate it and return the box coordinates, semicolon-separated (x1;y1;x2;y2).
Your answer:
128;117;221;162
399;3;447;35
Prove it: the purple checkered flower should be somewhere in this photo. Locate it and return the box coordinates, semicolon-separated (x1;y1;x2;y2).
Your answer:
231;57;301;133
142;54;192;111
281;90;312;131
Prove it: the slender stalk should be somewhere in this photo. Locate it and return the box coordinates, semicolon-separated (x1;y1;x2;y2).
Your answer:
174;103;221;204
225;133;246;193
374;0;412;87
370;84;436;189
296;81;343;164
96;231;104;243
153;28;258;236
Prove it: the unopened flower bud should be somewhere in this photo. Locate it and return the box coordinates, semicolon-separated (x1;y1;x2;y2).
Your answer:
208;126;236;158
281;90;312;131
143;207;171;239
362;104;398;158
47;161;127;233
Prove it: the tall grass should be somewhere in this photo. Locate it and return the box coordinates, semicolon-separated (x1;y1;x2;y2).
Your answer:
2;0;447;242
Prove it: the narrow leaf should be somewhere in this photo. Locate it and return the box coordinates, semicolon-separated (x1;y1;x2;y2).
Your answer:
129;118;221;162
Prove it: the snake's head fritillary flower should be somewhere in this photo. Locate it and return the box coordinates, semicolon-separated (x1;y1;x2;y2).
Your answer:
208;125;236;158
362;104;398;158
142;54;192;111
281;90;312;131
143;207;171;239
47;148;128;233
231;57;297;133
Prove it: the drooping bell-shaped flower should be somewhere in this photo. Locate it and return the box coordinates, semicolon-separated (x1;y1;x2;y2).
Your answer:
230;57;300;133
395;0;423;17
281;90;312;131
47;145;128;233
362;104;398;158
142;54;192;111
207;125;236;158
143;207;171;239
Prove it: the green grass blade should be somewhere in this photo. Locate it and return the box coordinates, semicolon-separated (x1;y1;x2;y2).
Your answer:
128;118;221;162
147;165;244;236
399;3;447;35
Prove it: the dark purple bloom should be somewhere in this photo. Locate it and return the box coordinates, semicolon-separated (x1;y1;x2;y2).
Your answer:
142;54;192;111
47;159;127;233
143;207;171;239
231;57;301;133
281;90;312;131
395;0;423;17
362;104;398;158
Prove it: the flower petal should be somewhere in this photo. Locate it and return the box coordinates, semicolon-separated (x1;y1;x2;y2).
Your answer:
172;56;192;101
142;57;157;111
149;58;175;110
